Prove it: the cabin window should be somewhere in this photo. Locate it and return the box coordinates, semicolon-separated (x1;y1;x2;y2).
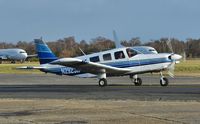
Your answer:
103;53;112;61
126;48;137;58
90;56;100;62
114;51;125;59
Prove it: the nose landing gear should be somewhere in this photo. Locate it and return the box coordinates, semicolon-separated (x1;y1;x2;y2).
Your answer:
160;72;169;86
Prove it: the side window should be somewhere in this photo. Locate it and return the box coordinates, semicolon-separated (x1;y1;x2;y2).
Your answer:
90;56;100;62
126;48;137;58
103;53;112;61
114;51;125;59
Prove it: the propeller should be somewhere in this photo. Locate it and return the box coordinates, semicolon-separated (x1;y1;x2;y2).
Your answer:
166;38;175;78
113;30;124;48
167;38;174;53
167;60;175;78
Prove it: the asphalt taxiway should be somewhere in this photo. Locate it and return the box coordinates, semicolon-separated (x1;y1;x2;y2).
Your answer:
0;74;199;124
0;74;199;101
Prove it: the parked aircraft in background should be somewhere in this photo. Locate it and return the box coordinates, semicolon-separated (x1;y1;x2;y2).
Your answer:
0;49;28;63
113;31;158;54
18;38;182;87
0;48;37;63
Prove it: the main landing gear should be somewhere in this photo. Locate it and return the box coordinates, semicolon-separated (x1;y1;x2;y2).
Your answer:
130;75;142;86
98;78;107;87
98;73;107;87
97;72;169;87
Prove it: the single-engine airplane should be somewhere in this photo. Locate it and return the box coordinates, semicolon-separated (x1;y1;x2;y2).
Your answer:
18;38;182;87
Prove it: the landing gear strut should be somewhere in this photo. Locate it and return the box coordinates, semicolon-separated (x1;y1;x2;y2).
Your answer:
160;72;169;86
130;75;142;86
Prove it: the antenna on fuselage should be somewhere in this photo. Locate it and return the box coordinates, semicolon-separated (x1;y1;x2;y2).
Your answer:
79;47;88;62
79;47;86;56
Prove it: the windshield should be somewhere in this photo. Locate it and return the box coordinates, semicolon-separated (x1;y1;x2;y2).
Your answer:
19;51;26;53
126;48;138;58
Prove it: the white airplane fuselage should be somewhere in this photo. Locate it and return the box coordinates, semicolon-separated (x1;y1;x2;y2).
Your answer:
40;47;180;78
0;49;28;61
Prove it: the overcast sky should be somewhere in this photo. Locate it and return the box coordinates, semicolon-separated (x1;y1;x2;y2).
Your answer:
0;0;200;42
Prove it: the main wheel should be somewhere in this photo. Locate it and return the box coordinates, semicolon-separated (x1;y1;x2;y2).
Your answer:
11;61;16;64
99;78;107;87
160;77;168;86
134;78;142;86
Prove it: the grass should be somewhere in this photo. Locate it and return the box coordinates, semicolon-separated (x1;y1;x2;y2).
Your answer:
0;62;42;74
0;59;199;76
175;59;200;76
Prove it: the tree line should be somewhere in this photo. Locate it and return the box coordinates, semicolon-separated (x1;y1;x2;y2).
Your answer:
0;36;200;58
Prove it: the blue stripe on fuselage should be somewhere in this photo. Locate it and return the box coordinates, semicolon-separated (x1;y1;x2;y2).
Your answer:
104;58;171;68
45;57;171;75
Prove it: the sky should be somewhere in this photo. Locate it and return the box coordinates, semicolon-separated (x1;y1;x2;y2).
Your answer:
0;0;200;43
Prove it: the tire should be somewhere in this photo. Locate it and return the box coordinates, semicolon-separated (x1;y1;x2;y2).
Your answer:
11;61;16;64
160;77;169;86
99;78;107;87
134;78;142;86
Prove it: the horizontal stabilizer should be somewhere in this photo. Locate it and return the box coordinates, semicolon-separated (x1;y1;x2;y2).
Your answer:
16;66;46;70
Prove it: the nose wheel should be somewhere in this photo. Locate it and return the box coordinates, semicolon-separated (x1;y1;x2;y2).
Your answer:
160;77;168;86
160;72;169;86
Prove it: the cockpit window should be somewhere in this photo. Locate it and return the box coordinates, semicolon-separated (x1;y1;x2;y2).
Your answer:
126;48;137;58
19;51;26;53
149;49;155;51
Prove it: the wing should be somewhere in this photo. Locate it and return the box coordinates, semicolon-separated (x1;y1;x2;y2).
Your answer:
50;58;131;75
27;54;38;58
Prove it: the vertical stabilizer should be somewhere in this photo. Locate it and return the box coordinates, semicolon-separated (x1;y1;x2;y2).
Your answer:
34;39;57;64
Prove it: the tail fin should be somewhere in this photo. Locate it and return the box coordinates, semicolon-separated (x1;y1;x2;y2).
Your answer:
34;39;57;64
